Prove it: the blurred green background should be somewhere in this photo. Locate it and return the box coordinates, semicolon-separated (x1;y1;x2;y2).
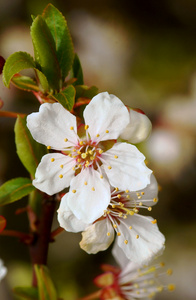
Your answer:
0;0;196;299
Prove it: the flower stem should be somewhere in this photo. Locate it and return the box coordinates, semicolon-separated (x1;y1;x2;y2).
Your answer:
0;110;26;118
79;290;102;300
50;226;64;239
28;196;57;286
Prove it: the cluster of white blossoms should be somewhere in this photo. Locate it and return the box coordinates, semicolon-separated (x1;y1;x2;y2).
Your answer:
27;92;165;272
0;259;7;281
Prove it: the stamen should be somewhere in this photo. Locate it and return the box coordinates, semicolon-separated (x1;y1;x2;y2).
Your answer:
117;232;121;236
105;130;109;133
99;149;103;154
79;141;84;145
107;232;111;236
151;219;157;224
47;146;51;149
125;189;129;193
148;207;152;211
153;198;158;203
70;126;74;130
72;190;76;193
129;226;132;229
96;134;100;137
100;175;103;179
114;155;118;159
108;166;112;169
51;158;55;162
59;174;63;178
85;125;89;130
64;138;68;142
60;165;63;168
84;181;87;185
167;269;173;276
136;235;139;239
81;153;87;159
91;187;95;191
124;240;128;244
167;284;175;291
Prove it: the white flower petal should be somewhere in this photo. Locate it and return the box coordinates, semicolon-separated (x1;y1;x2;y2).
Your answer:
80;219;114;254
102;143;152;191
116;214;165;265
83;92;129;141
67;168;111;223
120;109;152;143
27;103;78;149
57;194;88;232
33;153;75;195
129;174;159;207
0;259;7;281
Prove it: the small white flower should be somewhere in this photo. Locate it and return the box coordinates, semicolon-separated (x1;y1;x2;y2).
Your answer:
58;174;165;265
27;92;152;223
0;259;7;281
92;243;175;300
120;108;152;144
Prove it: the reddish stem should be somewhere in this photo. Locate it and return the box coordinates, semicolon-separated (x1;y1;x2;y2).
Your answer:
0;110;26;118
79;290;102;300
50;226;64;239
28;196;57;286
0;229;32;243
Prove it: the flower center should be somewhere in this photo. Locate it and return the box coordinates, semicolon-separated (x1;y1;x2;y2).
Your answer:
71;141;103;170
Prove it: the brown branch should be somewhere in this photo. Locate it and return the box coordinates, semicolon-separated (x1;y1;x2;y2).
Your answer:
0;110;26;118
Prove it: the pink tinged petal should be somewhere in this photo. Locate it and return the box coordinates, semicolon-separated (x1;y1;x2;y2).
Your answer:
79;219;114;254
33;153;75;195
129;174;159;207
27;103;78;150
116;214;165;265
120;109;152;144
57;194;88;232
67;168;111;224
83;92;129;142
102;143;152;191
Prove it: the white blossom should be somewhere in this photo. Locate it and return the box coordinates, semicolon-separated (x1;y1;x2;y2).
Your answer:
0;259;7;281
27;92;152;223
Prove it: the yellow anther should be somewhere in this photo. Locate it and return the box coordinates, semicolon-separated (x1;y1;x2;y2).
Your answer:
70;126;74;130
136;192;140;196
141;192;145;195
153;198;158;203
107;232;111;236
134;208;139;213
123;215;127;219
136;235;139;239
78;164;82;168
134;284;139;288
90;156;94;160
125;189;129;193
85;125;89;130
47;146;51;149
148;207;152;211
59;174;63;178
91;187;95;191
124;240;128;244
136;291;140;295
51;158;55;162
68;153;72;157
138;196;142;199
157;286;163;292
112;204;116;208
129;226;132;229
72;155;76;158
99;149;103;154
167;269;173;276
105;130;109;133
113;224;117;228
81;153;87;159
60;165;63;168
72;190;76;193
168;284;175;291
77;158;81;162
72;167;75;171
115;187;119;191
114;155;118;159
72;149;76;152
126;195;130;199
108;166;112;170
79;141;84;145
117;232;121;236
139;202;143;206
100;175;103;179
96;134;100;137
160;262;165;267
64;138;68;142
151;219;157;224
107;211;110;214
84;181;87;185
117;194;121;199
77;151;81;155
129;211;134;216
118;212;123;217
89;150;93;155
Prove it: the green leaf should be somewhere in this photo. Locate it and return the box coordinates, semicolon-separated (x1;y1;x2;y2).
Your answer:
42;4;74;81
35;265;57;300
52;85;75;111
15;116;47;177
11;75;40;92
0;178;35;206
3;52;36;88
31;15;62;91
75;85;98;100
35;69;49;92
13;286;38;300
70;53;84;86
